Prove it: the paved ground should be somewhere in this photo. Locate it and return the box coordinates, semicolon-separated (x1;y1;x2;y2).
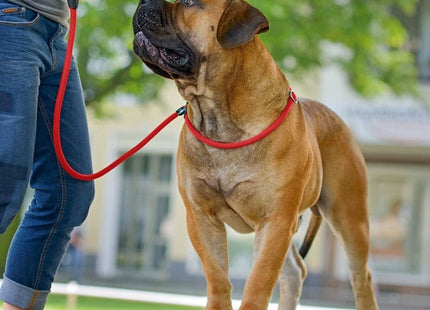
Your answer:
51;273;430;310
2;277;428;310
50;282;430;310
300;282;430;310
50;282;353;310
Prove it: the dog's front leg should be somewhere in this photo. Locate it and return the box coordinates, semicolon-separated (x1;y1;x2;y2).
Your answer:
241;211;299;310
184;199;233;310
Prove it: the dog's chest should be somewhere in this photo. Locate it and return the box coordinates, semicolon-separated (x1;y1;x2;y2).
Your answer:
207;164;277;230
202;155;271;209
181;141;277;226
213;165;254;197
202;149;261;195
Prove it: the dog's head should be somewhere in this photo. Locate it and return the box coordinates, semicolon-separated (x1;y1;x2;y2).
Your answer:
132;0;269;80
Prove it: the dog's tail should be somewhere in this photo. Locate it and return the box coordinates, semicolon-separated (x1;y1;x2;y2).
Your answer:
299;207;323;259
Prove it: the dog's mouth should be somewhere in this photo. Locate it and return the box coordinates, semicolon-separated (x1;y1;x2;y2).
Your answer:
134;31;194;79
136;31;189;66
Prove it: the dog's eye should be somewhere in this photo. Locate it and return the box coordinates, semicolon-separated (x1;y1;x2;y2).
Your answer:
181;0;195;7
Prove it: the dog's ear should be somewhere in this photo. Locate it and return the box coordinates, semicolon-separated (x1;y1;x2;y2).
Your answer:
217;0;269;49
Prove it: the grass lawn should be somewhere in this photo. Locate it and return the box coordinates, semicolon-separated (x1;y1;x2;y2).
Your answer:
1;294;202;310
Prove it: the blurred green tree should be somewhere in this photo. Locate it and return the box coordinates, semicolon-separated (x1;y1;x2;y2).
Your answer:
75;0;165;114
75;0;419;112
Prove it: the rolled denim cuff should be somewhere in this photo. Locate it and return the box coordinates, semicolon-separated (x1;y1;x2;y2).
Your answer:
0;276;49;310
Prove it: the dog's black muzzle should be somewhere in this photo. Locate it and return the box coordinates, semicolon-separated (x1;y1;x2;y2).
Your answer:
132;0;197;79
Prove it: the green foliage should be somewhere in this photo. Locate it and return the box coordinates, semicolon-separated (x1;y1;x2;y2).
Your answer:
0;214;20;275
252;0;419;97
75;0;164;113
75;0;419;110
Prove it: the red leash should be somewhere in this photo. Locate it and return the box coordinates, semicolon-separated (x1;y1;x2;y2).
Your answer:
53;4;296;181
53;7;184;181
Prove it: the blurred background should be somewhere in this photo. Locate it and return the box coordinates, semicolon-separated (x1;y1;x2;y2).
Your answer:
1;0;429;309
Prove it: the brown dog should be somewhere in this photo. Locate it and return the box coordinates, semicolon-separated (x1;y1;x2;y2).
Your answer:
133;0;380;309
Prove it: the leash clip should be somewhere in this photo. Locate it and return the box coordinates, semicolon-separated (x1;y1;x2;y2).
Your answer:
176;105;187;116
289;89;298;104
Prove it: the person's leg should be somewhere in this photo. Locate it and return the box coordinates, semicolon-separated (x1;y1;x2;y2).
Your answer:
0;4;46;309
0;9;94;310
0;1;39;235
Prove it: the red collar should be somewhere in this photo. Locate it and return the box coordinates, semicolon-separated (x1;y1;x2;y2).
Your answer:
184;87;298;149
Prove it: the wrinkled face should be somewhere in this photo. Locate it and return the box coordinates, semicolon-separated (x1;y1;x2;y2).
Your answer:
132;0;269;79
133;0;222;79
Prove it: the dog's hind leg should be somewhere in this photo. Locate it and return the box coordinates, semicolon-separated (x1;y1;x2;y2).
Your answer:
319;148;380;310
322;199;379;310
278;243;307;310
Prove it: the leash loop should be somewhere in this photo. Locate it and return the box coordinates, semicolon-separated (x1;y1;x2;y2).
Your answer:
184;88;296;149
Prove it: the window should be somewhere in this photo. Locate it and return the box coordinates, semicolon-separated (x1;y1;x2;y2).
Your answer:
116;153;173;277
368;164;430;283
